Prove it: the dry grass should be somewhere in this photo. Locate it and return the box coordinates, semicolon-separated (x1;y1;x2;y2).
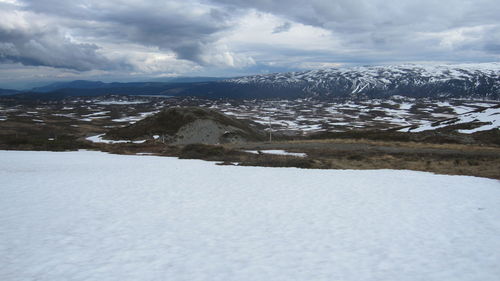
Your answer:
322;154;500;179
175;143;500;179
225;139;500;179
261;138;500;152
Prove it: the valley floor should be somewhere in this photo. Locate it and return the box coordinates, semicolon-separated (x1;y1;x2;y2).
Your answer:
93;138;500;180
0;96;498;178
1;150;499;281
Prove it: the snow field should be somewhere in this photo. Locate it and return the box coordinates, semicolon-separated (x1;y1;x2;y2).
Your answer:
1;150;499;281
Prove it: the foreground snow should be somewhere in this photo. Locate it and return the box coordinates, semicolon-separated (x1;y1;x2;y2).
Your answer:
1;150;499;281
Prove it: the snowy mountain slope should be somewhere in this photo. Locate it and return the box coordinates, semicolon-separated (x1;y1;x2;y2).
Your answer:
226;63;500;99
1;150;500;281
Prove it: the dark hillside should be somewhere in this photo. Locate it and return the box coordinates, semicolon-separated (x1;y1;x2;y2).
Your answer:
105;107;265;144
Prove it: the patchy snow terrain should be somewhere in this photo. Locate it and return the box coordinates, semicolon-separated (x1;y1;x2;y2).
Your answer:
1;95;498;135
403;107;500;133
1;150;499;281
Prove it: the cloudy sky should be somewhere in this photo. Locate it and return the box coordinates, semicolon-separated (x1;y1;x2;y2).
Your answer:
1;0;499;88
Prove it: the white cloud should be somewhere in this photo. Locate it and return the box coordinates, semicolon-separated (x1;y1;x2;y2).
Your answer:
223;11;339;50
0;0;23;5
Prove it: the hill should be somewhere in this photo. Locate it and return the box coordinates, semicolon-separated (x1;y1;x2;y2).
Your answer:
105;107;265;144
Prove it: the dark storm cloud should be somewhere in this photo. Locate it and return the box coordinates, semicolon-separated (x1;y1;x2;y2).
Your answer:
0;26;118;71
17;0;233;65
100;7;227;63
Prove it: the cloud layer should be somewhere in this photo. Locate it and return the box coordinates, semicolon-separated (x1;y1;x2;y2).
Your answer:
0;0;499;87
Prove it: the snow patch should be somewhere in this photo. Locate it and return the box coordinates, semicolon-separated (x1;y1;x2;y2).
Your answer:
95;100;148;105
245;150;307;157
86;134;146;144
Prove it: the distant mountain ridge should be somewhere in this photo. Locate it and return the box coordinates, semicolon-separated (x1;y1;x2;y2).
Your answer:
223;63;500;100
30;77;227;93
6;63;500;100
0;88;19;96
148;76;227;83
31;80;108;92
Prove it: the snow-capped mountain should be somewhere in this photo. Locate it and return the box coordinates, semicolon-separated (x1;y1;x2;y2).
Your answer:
225;63;500;99
9;63;500;100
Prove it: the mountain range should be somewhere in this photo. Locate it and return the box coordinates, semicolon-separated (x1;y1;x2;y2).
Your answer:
3;63;500;100
0;88;20;96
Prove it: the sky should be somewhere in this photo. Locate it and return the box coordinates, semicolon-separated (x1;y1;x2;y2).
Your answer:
0;0;499;89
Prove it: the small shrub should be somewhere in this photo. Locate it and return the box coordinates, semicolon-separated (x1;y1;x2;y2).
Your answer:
179;144;226;159
347;154;365;161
